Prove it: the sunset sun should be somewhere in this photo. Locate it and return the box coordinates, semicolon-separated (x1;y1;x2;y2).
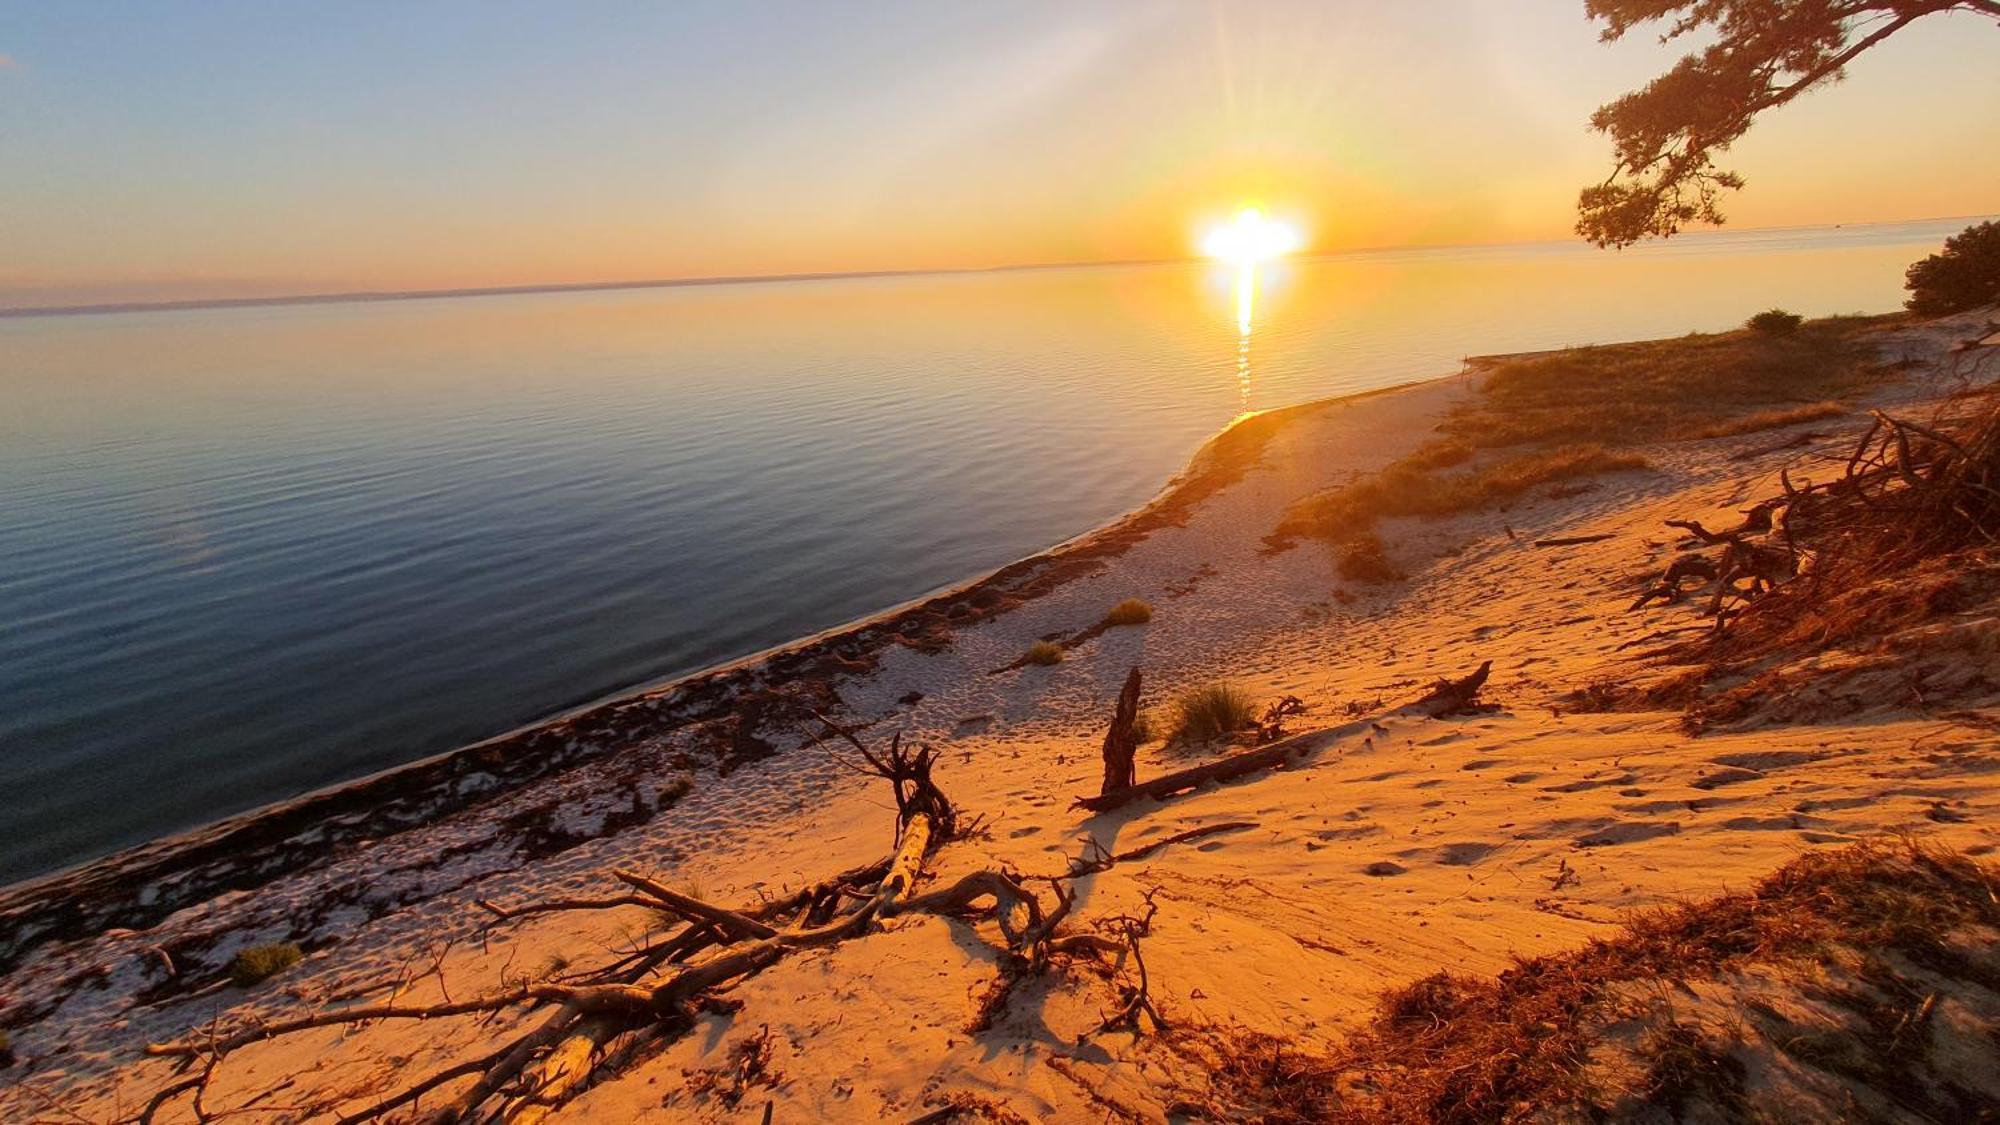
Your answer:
1201;206;1304;264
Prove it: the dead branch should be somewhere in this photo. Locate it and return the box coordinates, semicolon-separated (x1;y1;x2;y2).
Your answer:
1533;533;1616;548
1412;660;1493;717
1074;732;1317;813
611;871;778;940
1098;666;1143;797
1090;889;1165;1036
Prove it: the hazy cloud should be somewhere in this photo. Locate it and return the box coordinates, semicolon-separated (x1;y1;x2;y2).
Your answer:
0;54;16;68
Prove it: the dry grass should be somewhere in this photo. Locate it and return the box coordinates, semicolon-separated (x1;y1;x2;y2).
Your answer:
1334;534;1399;583
1169;682;1258;743
1172;839;2000;1123
1275;445;1648;545
1681;400;1847;440
1271;317;1893;549
1456;319;1885;450
1103;598;1154;627
227;942;303;987
1023;640;1063;667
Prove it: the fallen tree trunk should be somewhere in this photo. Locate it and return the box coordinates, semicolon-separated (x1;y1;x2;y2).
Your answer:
1076;661;1493;812
1074;733;1317;813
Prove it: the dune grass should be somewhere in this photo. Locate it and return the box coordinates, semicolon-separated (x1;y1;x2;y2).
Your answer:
1169;682;1257;743
1023;640;1063;666
1335;534;1400;583
1682;400;1847;440
228;942;303;987
1103;598;1154;626
1277;444;1649;545
1273;317;1892;548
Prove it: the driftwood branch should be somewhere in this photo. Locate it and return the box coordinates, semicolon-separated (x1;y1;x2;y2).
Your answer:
1098;666;1143;797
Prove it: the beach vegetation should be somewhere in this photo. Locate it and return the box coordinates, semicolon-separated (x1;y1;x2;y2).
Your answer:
1175;839;2000;1121
657;775;693;808
1129;708;1159;745
1683;400;1846;440
1273;317;1889;549
1334;534;1400;583
1576;2;1986;247
228;942;303;987
1168;682;1258;743
1745;308;1802;334
1905;220;2000;315
1023;640;1063;666
1103;598;1154;627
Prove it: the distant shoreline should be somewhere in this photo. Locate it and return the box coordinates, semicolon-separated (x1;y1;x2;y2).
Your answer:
6;214;1985;321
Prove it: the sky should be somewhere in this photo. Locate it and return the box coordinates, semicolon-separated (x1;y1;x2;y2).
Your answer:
2;0;1996;306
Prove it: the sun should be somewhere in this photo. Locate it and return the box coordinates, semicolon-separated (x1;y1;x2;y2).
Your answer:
1201;206;1303;264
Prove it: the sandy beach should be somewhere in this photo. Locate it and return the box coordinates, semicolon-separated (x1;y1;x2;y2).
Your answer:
5;309;1998;1122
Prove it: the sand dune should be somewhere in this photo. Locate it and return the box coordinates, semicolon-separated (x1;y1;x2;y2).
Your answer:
6;311;1997;1122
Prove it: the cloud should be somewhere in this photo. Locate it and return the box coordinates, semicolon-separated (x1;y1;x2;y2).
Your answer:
0;54;16;68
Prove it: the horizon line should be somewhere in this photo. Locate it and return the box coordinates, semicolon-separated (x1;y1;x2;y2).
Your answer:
3;213;1982;321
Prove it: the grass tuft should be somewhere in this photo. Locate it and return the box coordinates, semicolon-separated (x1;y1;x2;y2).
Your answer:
1682;400;1847;440
1169;682;1258;743
1023;640;1063;666
1335;534;1400;583
1103;598;1154;627
228;942;303;987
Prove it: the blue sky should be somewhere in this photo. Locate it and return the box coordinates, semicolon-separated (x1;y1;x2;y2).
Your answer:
3;1;1996;304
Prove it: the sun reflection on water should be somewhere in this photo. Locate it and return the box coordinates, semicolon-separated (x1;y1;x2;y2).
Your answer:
1201;206;1302;419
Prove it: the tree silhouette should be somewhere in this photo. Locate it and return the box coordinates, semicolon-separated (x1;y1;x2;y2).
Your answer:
1578;1;2000;248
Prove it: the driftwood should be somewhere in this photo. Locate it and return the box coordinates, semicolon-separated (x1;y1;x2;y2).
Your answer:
1533;533;1616;548
1098;667;1143;797
1077;661;1492;812
1074;735;1315;813
1412;660;1493;717
140;725;972;1125
135;710;1189;1124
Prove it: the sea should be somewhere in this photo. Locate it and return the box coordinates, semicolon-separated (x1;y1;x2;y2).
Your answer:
0;217;1977;883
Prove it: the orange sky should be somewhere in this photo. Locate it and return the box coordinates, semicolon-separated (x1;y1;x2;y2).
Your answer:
2;2;1997;305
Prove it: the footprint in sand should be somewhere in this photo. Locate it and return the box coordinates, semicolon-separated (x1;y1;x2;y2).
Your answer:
1363;861;1407;876
1691;766;1765;790
1460;759;1509;771
1575;820;1681;847
1718;814;1819;832
1503;772;1542;784
1542;772;1639;793
1008;825;1041;839
1710;750;1826;771
1436;842;1499;866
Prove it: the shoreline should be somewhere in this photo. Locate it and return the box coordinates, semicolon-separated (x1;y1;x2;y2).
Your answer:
0;372;1446;968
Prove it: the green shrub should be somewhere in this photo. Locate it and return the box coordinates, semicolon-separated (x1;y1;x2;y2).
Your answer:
1024;640;1063;666
1170;682;1258;743
1745;309;1802;334
1336;535;1400;583
228;942;303;987
1906;220;2000;316
1103;598;1154;626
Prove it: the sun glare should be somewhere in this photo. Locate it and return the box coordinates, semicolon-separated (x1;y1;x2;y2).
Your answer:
1201;207;1303;265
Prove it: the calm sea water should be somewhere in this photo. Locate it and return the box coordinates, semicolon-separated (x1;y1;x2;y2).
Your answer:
0;218;1975;882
